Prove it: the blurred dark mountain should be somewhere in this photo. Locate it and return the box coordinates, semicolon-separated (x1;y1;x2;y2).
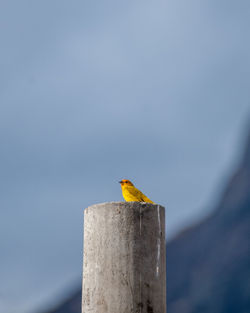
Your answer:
167;129;250;313
43;130;250;313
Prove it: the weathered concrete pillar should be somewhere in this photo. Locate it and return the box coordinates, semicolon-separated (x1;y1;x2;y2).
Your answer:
82;202;166;313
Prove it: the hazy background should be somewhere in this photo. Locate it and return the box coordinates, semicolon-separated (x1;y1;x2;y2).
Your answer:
0;1;249;313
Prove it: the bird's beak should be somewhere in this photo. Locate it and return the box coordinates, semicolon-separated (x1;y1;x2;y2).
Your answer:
119;181;122;184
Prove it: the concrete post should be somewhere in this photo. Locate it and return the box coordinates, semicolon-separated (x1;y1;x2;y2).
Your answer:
82;202;166;313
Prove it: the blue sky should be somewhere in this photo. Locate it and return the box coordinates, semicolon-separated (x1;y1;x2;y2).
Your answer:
0;1;250;312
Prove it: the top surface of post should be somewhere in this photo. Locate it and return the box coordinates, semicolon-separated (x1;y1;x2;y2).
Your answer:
85;201;164;211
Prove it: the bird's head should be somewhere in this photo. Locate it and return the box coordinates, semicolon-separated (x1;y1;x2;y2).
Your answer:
119;179;134;187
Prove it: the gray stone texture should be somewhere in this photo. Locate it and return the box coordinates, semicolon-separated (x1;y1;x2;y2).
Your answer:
82;202;166;313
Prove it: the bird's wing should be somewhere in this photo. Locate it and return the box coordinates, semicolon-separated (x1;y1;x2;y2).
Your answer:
127;186;154;203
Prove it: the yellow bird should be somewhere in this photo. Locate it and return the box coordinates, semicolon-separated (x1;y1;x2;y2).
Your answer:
119;179;154;203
